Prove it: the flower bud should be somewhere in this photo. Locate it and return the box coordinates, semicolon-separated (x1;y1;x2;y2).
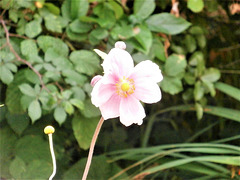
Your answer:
35;1;43;8
44;126;55;134
115;41;126;50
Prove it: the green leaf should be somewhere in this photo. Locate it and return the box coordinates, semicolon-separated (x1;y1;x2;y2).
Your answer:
44;14;62;33
19;83;36;97
201;68;221;83
6;70;27;114
66;27;88;42
195;103;203;120
15;135;51;163
23;160;52;179
72;114;99;150
63;155;128;179
150;37;166;62
205;106;240;123
81;99;100;118
25;69;40;84
64;101;74;115
110;23;134;40
9;157;26;179
28;100;42;123
71;0;89;19
25;20;42;38
62;69;87;86
194;81;204;101
196;34;206;48
189;51;204;66
165;55;187;76
54;107;67;125
70;98;84;110
70;50;100;76
37;35;69;57
44;3;60;15
69;19;92;33
160;76;183;95
134;0;155;20
215;82;240;101
61;0;71;21
90;28;109;40
133;24;152;54
0;65;14;84
20;39;38;57
146;13;191;35
187;0;204;13
0;127;17;178
184;34;197;53
202;80;216;97
6;113;30;135
108;0;124;19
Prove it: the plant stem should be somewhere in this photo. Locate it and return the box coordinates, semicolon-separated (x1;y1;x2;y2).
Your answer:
82;117;104;180
48;134;56;180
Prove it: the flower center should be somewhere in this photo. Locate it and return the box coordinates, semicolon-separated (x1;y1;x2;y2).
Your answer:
121;82;130;92
116;77;135;98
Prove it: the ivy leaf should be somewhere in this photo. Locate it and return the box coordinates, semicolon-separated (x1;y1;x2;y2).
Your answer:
25;20;42;38
134;0;155;20
72;114;99;150
54;107;67;125
187;0;204;13
69;50;100;76
28;100;42;123
146;13;191;35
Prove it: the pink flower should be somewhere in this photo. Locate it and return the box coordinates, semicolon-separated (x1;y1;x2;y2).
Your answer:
91;42;163;126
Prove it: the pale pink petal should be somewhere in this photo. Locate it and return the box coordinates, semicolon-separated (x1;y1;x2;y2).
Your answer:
101;72;119;85
119;96;146;126
115;41;126;50
129;60;163;83
91;75;102;87
102;48;134;77
91;80;115;107
100;94;121;120
133;78;162;104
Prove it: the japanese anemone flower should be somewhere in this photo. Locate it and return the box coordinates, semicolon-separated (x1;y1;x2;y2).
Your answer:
91;42;163;126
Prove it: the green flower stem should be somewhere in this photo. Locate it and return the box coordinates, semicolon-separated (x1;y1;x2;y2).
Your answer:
82;117;104;180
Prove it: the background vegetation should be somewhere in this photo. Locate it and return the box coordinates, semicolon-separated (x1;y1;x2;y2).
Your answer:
0;0;239;179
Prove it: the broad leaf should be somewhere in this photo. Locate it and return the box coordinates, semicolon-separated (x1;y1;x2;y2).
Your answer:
54;107;67;125
146;13;191;35
187;0;204;13
160;76;183;95
72;114;99;150
20;39;38;57
28;100;42;123
134;0;155;20
165;55;187;77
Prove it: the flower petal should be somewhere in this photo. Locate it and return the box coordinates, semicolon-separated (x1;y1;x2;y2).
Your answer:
130;60;163;83
119;96;146;126
91;75;102;87
100;94;121;120
91;80;115;107
133;78;162;104
102;48;134;77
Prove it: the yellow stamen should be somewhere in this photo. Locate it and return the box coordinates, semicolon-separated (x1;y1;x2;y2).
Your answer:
121;82;130;92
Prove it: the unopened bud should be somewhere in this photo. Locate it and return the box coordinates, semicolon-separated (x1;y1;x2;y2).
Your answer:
35;1;43;8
